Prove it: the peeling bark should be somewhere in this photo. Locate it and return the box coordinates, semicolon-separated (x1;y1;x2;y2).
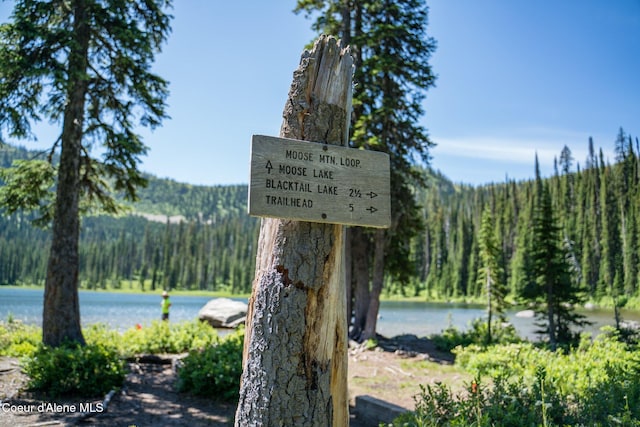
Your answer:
235;36;353;426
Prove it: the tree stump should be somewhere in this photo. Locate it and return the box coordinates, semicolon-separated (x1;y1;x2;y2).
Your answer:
235;35;353;426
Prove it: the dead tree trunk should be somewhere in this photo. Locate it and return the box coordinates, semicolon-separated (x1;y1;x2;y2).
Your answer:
235;36;353;426
362;229;386;341
350;227;371;341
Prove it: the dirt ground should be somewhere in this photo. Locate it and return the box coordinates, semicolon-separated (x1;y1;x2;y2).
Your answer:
0;335;469;426
348;335;468;410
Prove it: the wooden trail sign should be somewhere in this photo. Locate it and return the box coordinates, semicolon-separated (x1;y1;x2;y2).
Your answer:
249;134;391;228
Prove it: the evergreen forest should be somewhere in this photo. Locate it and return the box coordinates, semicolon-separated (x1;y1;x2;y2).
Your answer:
1;128;639;307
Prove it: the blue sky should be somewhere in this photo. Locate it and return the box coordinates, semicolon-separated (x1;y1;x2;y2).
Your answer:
1;1;638;186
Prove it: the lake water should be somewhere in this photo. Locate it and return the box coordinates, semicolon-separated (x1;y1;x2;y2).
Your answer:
1;287;637;340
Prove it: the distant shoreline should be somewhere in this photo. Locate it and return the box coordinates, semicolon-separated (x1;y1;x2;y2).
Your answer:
3;283;639;311
0;284;250;299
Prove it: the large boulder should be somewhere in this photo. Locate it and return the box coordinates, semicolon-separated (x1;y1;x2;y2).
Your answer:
621;320;640;332
515;309;535;318
198;298;247;329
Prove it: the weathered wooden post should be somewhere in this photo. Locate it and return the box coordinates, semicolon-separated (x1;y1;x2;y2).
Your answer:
236;35;390;426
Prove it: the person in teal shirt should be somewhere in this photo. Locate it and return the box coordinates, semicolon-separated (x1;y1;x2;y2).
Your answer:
161;291;172;321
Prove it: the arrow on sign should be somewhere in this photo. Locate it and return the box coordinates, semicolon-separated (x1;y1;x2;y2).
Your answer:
366;206;378;214
366;191;378;199
266;160;273;174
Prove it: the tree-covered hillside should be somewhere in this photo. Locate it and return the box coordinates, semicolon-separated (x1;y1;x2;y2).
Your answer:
2;129;639;305
0;144;259;292
411;129;640;307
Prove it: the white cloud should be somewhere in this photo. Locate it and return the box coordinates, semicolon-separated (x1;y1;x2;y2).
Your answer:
426;128;620;184
432;130;614;169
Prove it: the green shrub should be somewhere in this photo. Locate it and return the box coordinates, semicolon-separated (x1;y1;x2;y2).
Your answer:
23;342;126;398
4;319;230;400
394;330;640;426
1;320;219;359
0;320;41;357
364;337;378;350
390;370;569;427
455;329;640;399
84;323;126;353
176;328;244;401
431;318;521;352
170;320;221;352
120;320;219;355
453;341;546;379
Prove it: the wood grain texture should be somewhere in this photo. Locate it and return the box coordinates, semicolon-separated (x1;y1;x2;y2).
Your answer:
235;36;352;426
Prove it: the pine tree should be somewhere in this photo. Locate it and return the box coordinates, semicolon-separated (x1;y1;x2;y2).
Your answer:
0;0;172;346
295;0;436;340
477;206;507;344
579;137;602;296
510;181;536;297
600;167;623;297
527;160;588;349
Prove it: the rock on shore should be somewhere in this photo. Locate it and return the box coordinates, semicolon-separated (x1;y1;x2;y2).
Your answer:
197;298;247;329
